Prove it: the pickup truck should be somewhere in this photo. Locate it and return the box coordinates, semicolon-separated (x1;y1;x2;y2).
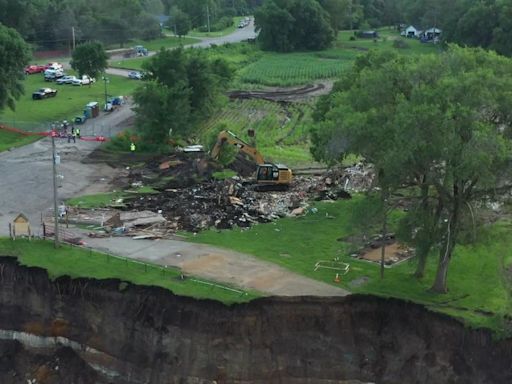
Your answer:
32;88;58;100
24;65;45;74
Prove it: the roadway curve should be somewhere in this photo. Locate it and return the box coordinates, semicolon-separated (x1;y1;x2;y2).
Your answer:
106;18;257;77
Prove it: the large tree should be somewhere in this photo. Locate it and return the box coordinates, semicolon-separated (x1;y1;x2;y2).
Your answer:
311;47;512;293
255;0;334;52
134;47;232;147
0;23;31;111
70;41;108;79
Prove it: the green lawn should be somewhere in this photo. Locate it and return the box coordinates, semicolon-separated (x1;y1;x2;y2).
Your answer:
0;73;139;126
0;129;40;152
0;238;257;304
66;186;159;209
190;197;512;334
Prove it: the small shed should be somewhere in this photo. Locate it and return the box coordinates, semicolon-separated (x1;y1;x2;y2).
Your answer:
423;27;442;40
356;30;379;39
10;213;32;239
404;25;422;38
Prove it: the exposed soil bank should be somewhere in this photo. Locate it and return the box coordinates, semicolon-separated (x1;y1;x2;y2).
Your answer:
0;256;511;384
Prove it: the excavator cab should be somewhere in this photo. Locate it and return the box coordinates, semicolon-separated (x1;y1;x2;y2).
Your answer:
211;130;293;191
255;164;292;191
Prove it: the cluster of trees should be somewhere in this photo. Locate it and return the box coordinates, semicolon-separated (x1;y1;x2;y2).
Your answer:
347;0;512;57
0;0;164;50
311;48;512;293
164;0;256;36
0;23;31;112
133;47;232;147
255;0;334;52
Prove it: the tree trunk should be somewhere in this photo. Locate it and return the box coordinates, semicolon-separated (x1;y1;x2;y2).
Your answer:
414;247;429;278
380;191;388;280
430;241;453;293
431;193;460;293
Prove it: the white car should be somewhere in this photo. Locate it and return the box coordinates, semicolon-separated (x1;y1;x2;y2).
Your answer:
72;76;95;86
128;71;142;80
56;76;77;84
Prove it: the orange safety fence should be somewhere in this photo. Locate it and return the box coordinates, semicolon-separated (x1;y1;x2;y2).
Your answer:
0;125;109;141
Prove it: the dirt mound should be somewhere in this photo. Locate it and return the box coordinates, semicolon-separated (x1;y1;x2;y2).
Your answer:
228;83;330;102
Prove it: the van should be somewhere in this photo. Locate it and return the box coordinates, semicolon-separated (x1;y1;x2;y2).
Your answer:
44;68;64;81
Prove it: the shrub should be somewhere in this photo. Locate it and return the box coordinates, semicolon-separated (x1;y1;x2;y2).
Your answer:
393;39;410;49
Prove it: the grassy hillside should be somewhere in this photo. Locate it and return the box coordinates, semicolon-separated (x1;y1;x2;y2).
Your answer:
0;238;257;304
190;197;512;335
199;99;315;166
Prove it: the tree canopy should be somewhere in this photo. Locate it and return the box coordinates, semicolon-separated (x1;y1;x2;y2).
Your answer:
134;47;233;147
70;41;108;79
311;47;512;292
255;0;334;52
0;23;31;111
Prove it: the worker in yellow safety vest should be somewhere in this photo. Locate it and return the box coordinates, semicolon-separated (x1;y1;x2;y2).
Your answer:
130;142;136;153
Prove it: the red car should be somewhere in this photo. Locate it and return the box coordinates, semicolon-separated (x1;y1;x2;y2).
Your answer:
25;65;45;74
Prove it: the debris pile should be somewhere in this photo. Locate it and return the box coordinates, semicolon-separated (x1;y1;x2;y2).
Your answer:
126;177;317;232
67;151;378;237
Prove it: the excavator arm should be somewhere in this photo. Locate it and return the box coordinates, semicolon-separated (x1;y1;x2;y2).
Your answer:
211;130;265;165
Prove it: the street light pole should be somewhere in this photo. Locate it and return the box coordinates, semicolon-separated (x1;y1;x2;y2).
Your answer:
102;75;109;111
51;134;60;248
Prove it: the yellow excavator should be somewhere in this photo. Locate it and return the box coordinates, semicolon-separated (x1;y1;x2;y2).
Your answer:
211;130;293;191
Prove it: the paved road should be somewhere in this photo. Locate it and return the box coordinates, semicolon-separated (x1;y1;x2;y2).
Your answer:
106;18;257;77
83;236;348;297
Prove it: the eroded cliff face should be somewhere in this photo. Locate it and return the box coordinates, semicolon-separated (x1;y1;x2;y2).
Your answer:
0;256;511;384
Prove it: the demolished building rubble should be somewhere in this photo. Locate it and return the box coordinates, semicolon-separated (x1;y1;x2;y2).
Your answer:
65;154;375;238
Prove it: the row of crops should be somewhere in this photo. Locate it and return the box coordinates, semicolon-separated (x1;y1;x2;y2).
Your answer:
238;53;348;86
200;99;315;166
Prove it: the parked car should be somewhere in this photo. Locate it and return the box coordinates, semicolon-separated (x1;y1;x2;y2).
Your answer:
128;71;142;80
44;62;63;71
44;69;64;81
71;75;95;86
24;65;45;74
32;88;57;100
56;75;77;84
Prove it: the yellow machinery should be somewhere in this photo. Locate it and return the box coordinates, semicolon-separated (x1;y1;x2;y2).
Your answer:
211;130;292;190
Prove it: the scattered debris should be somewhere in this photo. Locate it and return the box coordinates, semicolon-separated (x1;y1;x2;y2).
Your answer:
65;152;377;237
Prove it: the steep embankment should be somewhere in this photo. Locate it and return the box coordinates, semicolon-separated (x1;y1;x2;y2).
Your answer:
0;256;511;384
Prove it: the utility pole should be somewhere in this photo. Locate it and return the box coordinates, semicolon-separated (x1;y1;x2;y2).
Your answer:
51;133;60;248
71;26;76;50
206;2;211;33
102;75;109;111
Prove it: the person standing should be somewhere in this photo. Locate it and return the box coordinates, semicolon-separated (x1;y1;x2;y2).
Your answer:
75;126;80;139
130;142;136;155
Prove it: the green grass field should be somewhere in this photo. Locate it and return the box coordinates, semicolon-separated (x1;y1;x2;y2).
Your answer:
200;98;315;166
190;197;512;334
110;28;440;87
66;186;158;209
0;238;257;304
0;129;40;152
0;73;139;125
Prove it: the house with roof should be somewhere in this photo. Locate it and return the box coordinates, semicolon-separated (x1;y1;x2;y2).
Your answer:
423;27;442;41
401;25;423;38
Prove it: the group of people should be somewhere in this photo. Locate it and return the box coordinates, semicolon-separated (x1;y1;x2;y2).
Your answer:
59;120;80;143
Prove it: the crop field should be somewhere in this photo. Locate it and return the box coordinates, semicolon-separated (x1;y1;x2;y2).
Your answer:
200;98;315;166
238;53;348;86
0;73;139;126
